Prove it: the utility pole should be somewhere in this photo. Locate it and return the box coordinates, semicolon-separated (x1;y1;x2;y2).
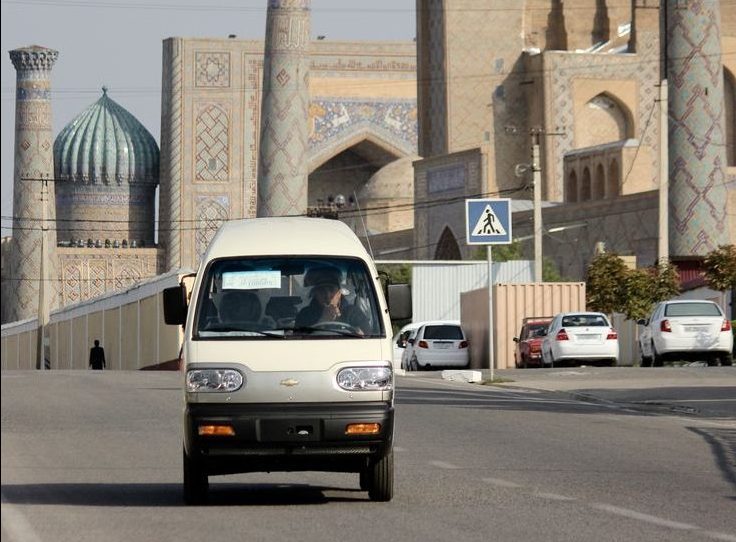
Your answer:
37;178;49;370
658;80;668;264
531;129;543;282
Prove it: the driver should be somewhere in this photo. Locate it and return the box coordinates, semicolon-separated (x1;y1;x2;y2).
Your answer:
295;265;369;333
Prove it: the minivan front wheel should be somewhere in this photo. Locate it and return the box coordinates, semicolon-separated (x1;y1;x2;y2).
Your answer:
183;447;208;505
365;450;394;502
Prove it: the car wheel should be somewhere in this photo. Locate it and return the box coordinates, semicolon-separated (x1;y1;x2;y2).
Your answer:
183;447;208;505
722;353;733;366
521;355;529;369
640;344;652;367
359;469;369;491
652;343;663;367
366;450;394;502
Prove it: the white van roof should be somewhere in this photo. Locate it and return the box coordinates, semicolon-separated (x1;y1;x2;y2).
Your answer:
203;217;372;261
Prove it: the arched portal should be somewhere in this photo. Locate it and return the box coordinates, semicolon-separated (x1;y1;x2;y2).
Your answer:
566;170;578;202
434;226;461;260
308;135;405;208
607;159;620;198
593;164;605;199
577;93;633;148
580;167;592;201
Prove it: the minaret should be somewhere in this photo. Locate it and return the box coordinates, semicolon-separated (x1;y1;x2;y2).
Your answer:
667;0;730;257
8;46;60;323
257;0;311;217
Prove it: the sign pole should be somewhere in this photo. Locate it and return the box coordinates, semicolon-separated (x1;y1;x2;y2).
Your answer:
487;245;494;381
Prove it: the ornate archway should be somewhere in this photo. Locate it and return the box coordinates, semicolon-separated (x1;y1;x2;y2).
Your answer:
434;226;461;260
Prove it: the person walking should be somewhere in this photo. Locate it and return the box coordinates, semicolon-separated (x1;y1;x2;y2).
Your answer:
89;339;106;370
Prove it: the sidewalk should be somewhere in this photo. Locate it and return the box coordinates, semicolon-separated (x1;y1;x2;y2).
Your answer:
489;366;736;419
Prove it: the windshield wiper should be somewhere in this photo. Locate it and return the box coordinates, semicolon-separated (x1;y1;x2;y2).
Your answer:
201;324;286;338
284;326;366;338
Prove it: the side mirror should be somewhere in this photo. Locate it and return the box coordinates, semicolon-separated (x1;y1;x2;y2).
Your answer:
388;283;411;321
513;337;519;343
163;284;188;325
397;339;406;348
637;319;647;326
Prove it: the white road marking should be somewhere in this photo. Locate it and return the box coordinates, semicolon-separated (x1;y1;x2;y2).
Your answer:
482;477;522;488
592;503;697;531
534;491;576;501
702;531;736;542
428;460;460;470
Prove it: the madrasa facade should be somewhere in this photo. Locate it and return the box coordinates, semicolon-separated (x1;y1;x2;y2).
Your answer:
3;0;735;326
413;0;735;279
1;37;418;324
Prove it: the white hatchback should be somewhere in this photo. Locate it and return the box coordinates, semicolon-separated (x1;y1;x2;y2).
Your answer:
541;312;619;367
638;300;733;367
405;322;469;371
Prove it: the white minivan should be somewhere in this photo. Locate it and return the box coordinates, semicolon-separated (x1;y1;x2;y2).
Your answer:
164;217;410;504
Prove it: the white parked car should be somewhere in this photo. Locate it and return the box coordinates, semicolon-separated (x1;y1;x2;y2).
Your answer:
638;300;733;367
541;312;619;367
392;322;421;370
404;321;469;371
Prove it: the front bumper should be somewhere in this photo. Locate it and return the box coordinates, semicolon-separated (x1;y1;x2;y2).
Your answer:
185;402;394;475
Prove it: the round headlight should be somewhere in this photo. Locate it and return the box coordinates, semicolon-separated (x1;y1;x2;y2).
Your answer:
186;369;244;392
337;367;392;391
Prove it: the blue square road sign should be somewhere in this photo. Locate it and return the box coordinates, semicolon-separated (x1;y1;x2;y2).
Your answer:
466;198;512;245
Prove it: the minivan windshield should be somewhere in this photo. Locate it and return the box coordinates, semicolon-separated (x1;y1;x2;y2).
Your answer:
194;256;384;339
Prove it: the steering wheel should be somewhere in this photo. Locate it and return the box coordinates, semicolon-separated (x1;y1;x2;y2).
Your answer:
310;320;359;334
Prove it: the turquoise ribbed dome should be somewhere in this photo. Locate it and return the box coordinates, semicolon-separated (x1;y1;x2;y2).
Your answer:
53;87;159;184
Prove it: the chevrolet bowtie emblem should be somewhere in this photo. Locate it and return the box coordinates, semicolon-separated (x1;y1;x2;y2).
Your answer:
280;378;299;387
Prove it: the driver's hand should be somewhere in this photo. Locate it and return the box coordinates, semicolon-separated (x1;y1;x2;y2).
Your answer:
322;303;341;320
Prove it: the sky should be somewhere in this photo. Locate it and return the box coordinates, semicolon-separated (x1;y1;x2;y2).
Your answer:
0;0;416;235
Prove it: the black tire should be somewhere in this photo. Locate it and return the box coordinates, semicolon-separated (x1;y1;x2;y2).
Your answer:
652;343;664;367
640;354;652;367
521;355;528;369
366;450;394;502
183;447;208;505
722;353;733;367
359;470;369;491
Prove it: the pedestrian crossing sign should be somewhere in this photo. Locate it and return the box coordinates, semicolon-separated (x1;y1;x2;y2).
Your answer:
466;198;512;245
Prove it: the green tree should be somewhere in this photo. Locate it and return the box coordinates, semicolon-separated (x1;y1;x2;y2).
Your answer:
587;255;680;321
586;252;628;314
702;244;736;292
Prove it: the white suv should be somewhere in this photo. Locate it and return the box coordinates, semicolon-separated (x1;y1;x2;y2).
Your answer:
638;300;733;367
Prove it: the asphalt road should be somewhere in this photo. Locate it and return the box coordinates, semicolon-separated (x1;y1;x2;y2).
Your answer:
2;370;735;542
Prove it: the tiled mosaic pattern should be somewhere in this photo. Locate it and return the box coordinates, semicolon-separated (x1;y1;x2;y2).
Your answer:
8;46;60;322
257;0;311;217
195;103;230;182
195;52;230;88
667;0;729;256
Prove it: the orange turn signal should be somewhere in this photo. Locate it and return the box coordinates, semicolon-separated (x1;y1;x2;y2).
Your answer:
198;424;236;436
345;423;381;435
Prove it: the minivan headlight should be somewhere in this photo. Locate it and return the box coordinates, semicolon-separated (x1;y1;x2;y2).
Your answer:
337;367;392;391
186;369;244;392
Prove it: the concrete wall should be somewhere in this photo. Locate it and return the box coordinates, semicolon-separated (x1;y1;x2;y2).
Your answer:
2;271;186;371
461;282;586;369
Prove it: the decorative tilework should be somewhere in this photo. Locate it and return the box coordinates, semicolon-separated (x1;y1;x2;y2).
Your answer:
195;52;231;88
195;195;230;262
308;98;417;153
195;103;230;181
667;0;729;256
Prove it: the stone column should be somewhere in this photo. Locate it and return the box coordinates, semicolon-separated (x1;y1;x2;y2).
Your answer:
667;0;730;257
8;46;60;322
257;0;311;217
